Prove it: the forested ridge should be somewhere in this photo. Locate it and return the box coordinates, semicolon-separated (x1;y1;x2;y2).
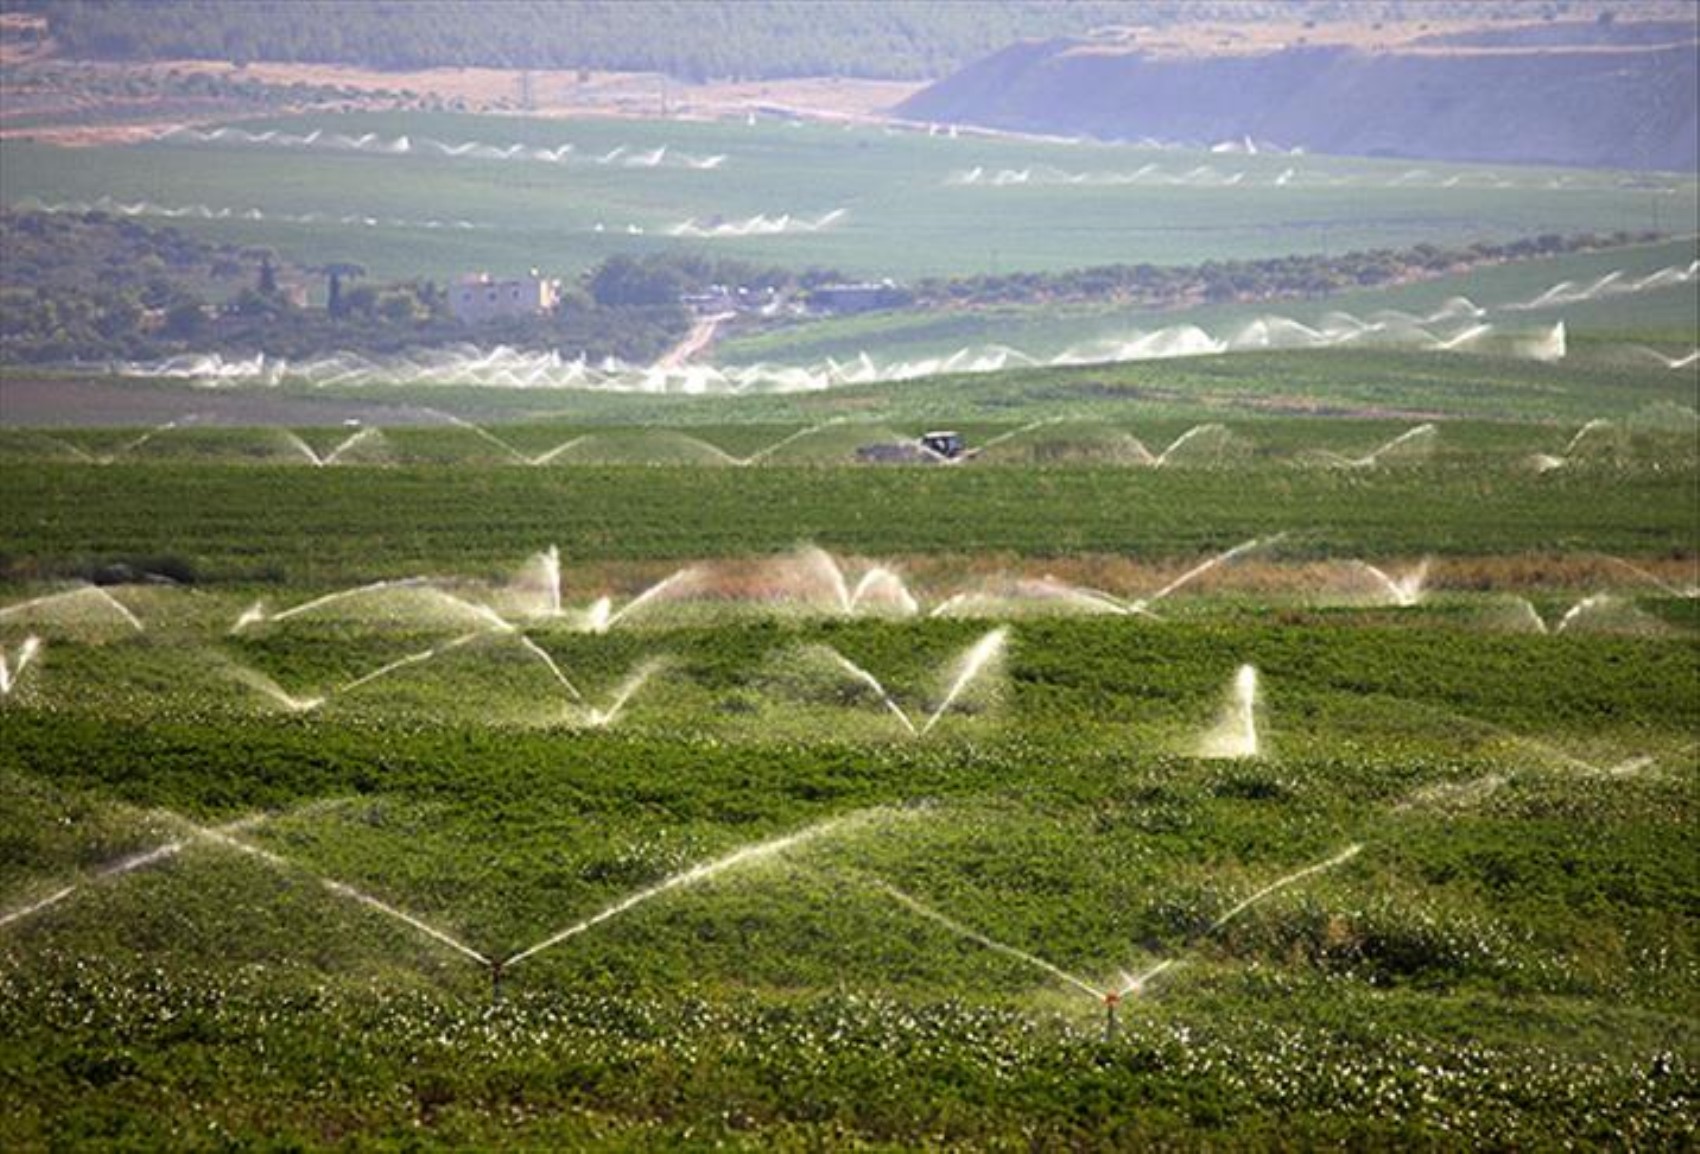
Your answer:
26;0;1686;81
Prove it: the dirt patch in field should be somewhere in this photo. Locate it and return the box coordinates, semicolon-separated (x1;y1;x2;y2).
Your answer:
224;62;922;122
565;550;1696;606
0;53;924;147
0;376;453;428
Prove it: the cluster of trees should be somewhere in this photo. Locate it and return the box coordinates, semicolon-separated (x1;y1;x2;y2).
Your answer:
0;210;267;362
910;231;1666;310
34;0;1649;83
0;210;824;365
586;252;839;307
8;59;395;112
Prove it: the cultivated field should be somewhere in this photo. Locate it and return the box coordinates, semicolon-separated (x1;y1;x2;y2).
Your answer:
1;376;1696;1145
3;111;1693;284
720;238;1700;369
2;78;1696;1148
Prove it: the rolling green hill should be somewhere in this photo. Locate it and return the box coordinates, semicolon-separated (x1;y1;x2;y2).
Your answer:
5;112;1691;284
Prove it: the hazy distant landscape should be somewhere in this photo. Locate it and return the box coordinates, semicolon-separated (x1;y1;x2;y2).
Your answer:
1;1;1695;1149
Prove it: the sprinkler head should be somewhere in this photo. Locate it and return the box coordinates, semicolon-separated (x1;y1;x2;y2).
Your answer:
1103;991;1121;1007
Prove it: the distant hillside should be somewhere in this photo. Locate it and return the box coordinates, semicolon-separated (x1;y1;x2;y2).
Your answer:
22;1;1695;82
900;30;1699;171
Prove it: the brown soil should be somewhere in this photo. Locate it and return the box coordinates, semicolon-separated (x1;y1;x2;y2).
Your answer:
0;51;925;147
0;375;450;428
1072;11;1692;59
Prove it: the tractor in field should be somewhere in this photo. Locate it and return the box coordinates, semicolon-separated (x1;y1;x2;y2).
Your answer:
856;430;975;464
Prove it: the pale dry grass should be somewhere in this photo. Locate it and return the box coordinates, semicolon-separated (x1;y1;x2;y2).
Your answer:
552;551;1698;609
0;50;923;146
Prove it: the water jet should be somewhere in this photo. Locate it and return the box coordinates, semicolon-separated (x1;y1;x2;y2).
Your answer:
1198;665;1261;759
585;569;697;632
1347;558;1430;607
919;628;1009;736
0;636;43;696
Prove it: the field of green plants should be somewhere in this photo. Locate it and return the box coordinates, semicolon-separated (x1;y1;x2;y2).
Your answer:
721;238;1700;367
3;51;1699;1145
1;380;1696;1146
2;446;1696;581
3;111;1694;282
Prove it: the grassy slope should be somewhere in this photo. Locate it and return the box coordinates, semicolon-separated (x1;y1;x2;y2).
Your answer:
721;237;1700;365
3;111;1692;281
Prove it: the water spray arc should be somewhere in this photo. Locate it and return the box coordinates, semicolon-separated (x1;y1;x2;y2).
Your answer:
735;419;847;465
825;650;919;736
1131;536;1278;616
790;547;920;618
580;658;665;728
107;254;1700;396
275;427;385;467
1310;424;1438;469
185;820;493;971
333;630;491;696
0;816;267;932
920;628;1009;736
809;630;1006;736
867;842;1362;1038
1632;346;1700;371
926;537;1277;622
497;811;883;990
873;881;1104;1002
230;576;435;632
102;416;196;463
1347;558;1430;607
516;635;583;702
1148;423;1232;467
518;545;564;617
1203;844;1363;935
0;585;145;633
1493;593;1657;637
225;662;324;713
1594;555;1700;600
584;569;698;632
0;636;43;696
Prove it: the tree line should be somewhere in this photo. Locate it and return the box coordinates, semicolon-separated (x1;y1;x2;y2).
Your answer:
31;1;1659;83
0;210;824;365
909;232;1667;311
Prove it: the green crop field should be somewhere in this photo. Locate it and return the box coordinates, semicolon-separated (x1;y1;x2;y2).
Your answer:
1;452;1697;581
2;85;1698;1150
721;238;1700;368
4;111;1694;283
1;385;1696;1146
5;334;1695;436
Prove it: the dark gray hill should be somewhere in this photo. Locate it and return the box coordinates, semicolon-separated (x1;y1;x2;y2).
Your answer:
899;37;1699;171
